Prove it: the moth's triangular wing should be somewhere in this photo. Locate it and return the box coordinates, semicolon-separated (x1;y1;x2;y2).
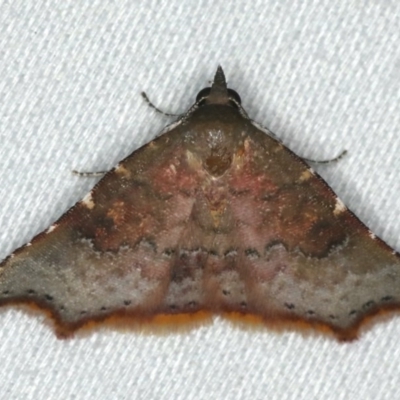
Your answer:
0;127;207;335
224;124;400;338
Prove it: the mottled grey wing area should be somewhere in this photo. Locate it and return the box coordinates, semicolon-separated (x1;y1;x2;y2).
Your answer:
0;128;205;335
220;127;400;338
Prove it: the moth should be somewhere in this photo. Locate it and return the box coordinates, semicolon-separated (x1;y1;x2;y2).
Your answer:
1;66;399;340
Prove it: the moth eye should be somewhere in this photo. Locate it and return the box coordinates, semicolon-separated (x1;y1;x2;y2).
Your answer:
228;89;241;106
196;87;211;103
195;87;241;108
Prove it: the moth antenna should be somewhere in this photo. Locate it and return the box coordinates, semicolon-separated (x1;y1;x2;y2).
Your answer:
141;92;180;117
72;170;107;177
304;149;347;164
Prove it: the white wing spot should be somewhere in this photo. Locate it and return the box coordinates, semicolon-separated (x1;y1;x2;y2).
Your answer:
299;168;315;182
186;150;202;170
82;192;95;209
115;163;131;178
369;231;376;240
333;197;347;216
46;224;58;234
169;164;177;175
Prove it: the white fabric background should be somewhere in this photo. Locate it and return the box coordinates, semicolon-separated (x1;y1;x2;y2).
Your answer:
1;1;400;399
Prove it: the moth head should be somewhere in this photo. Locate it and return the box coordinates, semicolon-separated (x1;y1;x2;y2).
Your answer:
195;66;241;109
